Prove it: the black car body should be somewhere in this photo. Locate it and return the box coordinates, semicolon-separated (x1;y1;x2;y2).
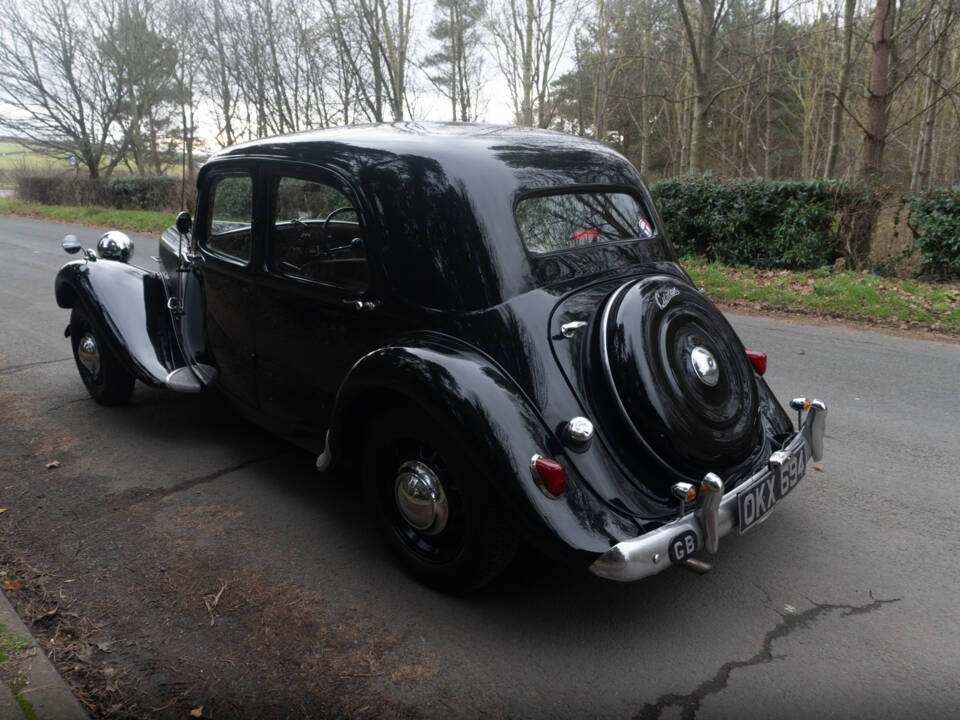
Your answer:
54;123;826;589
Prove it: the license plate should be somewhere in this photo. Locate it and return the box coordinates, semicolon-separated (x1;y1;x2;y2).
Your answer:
738;446;807;534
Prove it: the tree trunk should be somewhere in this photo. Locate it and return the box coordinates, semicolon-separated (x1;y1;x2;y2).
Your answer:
824;0;855;178
764;0;780;177
677;0;718;173
851;0;897;270
913;5;952;191
521;0;535;125
861;0;895;183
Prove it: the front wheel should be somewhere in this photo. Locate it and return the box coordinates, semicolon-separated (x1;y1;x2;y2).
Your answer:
363;408;517;592
69;306;135;405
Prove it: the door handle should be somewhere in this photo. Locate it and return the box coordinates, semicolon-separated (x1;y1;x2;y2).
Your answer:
342;298;377;312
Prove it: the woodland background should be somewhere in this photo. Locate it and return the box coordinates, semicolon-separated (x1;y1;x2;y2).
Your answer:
1;0;959;271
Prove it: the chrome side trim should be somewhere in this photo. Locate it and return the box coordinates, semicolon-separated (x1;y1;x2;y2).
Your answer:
589;402;826;582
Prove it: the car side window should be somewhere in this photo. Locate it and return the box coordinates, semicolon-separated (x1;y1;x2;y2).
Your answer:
270;176;368;292
207;174;253;263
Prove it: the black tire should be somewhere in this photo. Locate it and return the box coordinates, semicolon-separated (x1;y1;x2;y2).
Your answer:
363;408;517;592
69;306;135;405
600;276;760;481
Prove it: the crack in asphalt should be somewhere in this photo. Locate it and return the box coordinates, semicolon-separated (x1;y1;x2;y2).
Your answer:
146;455;280;500
634;595;902;720
0;357;72;375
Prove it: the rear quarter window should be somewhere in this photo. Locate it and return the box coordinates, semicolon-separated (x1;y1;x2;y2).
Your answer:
515;191;656;254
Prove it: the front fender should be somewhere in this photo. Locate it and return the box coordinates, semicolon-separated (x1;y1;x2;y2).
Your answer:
329;335;643;567
55;259;183;388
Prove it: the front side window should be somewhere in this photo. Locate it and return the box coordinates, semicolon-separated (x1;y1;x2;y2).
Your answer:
270;176;368;292
207;174;253;262
515;191;656;254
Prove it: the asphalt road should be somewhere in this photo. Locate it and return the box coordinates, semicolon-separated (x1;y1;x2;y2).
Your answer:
1;215;958;719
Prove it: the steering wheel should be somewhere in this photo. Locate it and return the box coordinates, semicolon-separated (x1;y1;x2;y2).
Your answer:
321;206;356;251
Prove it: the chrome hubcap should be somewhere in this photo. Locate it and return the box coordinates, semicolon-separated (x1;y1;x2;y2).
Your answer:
77;332;101;378
690;346;719;387
394;460;449;535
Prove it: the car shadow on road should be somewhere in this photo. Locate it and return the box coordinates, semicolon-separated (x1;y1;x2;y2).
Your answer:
85;386;762;643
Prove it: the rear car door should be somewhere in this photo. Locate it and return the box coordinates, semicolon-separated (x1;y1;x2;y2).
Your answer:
252;163;390;449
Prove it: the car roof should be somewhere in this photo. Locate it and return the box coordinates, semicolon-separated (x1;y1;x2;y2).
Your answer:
207;123;650;311
210;122;626;172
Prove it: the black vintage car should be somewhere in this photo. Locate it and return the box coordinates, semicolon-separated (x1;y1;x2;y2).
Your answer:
55;123;826;590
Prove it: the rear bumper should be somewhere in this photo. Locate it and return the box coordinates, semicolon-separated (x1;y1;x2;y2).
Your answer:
589;399;826;582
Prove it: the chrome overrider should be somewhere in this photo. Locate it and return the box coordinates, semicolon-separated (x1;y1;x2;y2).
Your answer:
590;399;827;581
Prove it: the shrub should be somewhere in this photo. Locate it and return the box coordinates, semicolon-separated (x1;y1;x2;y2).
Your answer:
650;175;869;270
105;175;179;211
17;174;109;206
16;173;182;211
906;188;960;278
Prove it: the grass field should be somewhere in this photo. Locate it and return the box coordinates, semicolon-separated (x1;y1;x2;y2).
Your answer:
0;199;172;233
684;257;960;336
0;141;74;172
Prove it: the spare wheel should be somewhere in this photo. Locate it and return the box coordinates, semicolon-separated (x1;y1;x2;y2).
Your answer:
599;275;761;480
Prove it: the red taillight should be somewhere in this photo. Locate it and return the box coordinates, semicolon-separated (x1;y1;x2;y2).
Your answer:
532;455;566;497
746;350;767;375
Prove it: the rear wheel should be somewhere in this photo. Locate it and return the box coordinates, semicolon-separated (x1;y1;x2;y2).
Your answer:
363;408;517;591
70;306;135;405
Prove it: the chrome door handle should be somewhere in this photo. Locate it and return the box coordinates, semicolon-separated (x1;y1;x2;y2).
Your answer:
342;298;376;312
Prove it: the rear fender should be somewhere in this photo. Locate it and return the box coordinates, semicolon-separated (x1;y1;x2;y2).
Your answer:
55;258;184;388
329;335;642;566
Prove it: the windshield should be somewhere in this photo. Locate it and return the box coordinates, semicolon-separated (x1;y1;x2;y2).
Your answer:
515;191;656;254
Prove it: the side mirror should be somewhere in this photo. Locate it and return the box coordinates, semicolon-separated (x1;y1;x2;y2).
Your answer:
176;211;192;235
62;234;82;254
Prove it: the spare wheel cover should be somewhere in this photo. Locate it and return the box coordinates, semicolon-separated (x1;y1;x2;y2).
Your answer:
600;275;760;478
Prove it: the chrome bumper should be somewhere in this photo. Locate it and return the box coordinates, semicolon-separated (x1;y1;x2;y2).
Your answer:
589;399;826;582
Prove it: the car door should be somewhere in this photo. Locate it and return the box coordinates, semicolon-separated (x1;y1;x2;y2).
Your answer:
193;164;262;408
251;163;390;448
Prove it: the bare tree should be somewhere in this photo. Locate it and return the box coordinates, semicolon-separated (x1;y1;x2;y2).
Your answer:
489;0;574;127
423;0;487;121
676;0;727;172
0;0;127;178
102;0;179;174
824;0;857;178
910;0;956;190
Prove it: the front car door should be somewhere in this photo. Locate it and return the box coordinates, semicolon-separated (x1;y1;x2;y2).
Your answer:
193;164;262;408
252;163;390;450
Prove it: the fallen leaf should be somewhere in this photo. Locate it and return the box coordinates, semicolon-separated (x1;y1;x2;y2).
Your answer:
2;580;23;591
814;465;825;472
0;508;6;513
45;460;61;469
190;707;204;718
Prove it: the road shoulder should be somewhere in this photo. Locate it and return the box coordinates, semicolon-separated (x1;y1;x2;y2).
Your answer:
0;590;89;720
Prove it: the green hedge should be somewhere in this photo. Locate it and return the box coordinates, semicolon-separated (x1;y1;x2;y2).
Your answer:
105;175;178;210
16;175;109;206
906;188;960;278
650;175;868;270
17;174;179;211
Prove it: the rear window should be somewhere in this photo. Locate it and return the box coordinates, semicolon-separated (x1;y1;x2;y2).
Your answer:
515;191;656;254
